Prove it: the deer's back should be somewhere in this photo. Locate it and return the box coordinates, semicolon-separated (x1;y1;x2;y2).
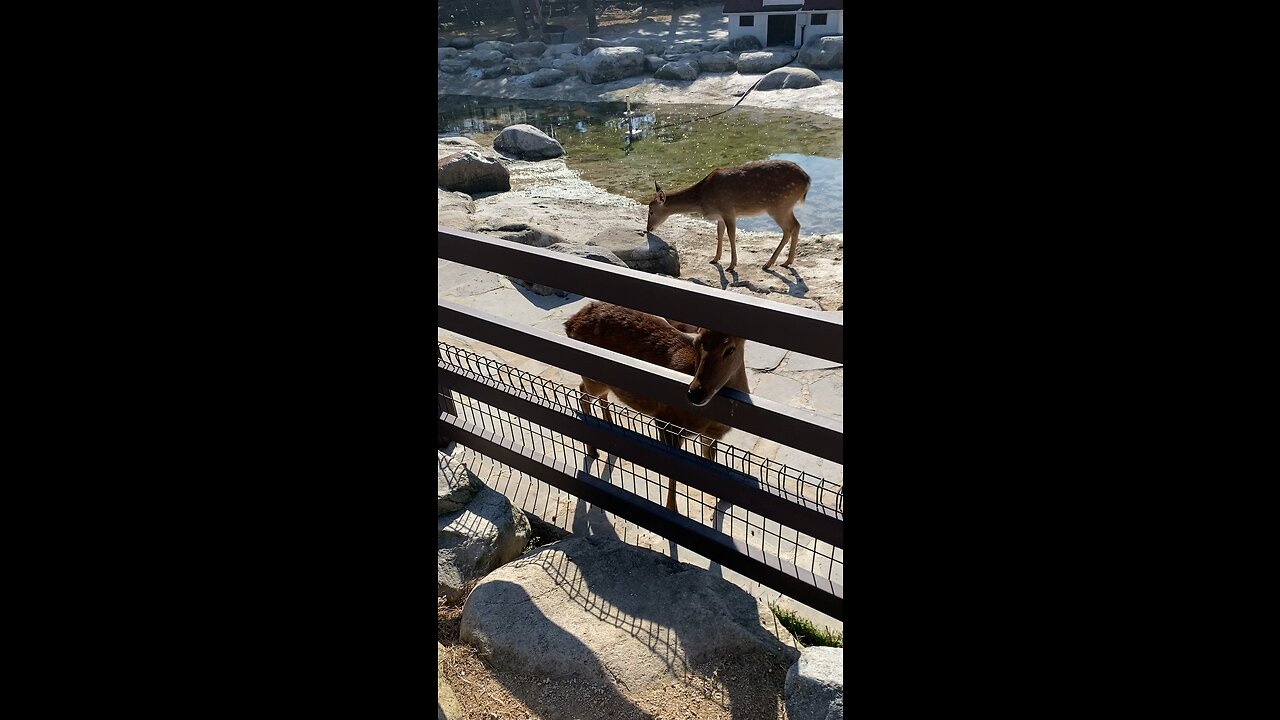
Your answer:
700;160;810;215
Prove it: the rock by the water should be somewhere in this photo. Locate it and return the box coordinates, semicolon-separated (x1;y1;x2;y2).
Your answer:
439;451;483;515
785;646;844;720
438;188;474;229
578;46;646;84
473;40;514;57
588;229;681;275
736;50;793;74
438;47;458;64
438;151;511;195
756;67;822;90
530;68;568;87
694;50;735;73
550;57;578;75
655;60;699;81
542;43;578;57
439;58;470;74
510;57;541;75
493;124;564;160
470;49;505;68
449;37;474;49
511;41;546;58
460;536;799;691
799;34;843;69
479;222;565;248
644;55;666;73
726;35;764;52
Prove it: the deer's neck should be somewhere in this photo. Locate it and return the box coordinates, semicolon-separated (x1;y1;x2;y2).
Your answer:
664;185;706;211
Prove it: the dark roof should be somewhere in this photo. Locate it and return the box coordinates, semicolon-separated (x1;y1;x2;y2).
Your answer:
723;0;842;12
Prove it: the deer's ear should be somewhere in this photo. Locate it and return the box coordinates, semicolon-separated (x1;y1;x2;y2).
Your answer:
654;182;666;203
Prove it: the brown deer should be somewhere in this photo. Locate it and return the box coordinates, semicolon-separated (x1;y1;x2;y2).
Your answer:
564;301;748;511
646;159;811;273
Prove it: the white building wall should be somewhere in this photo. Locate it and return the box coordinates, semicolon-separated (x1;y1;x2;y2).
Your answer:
725;14;769;47
728;10;844;48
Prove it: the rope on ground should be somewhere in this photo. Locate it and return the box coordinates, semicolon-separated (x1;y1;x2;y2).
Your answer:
643;50;801;133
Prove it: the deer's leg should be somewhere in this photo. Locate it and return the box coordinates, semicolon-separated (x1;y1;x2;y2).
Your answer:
579;379;612;457
763;209;794;269
723;216;738;272
712;220;725;264
781;211;801;268
658;425;681;510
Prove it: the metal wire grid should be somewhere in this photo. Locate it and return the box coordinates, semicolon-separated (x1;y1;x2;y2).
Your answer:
438;341;844;585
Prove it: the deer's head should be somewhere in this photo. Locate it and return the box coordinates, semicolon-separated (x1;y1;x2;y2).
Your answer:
646;182;671;232
686;330;746;407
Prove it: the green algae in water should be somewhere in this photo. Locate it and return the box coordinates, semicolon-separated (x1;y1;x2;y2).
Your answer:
438;96;844;234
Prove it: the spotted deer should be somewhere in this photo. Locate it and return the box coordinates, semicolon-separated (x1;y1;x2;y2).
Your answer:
564;301;748;511
645;159;811;272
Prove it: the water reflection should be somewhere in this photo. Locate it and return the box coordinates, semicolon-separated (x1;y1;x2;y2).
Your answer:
438;96;844;234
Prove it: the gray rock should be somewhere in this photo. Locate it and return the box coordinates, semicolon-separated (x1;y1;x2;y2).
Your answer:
437;188;474;229
448;37;473;49
785;646;844;720
578;46;647;84
438;47;458;64
538;57;556;69
694;50;735;73
438;150;511;195
669;40;709;55
479;222;565;248
550;57;578;75
438;486;530;602
617;36;667;56
579;36;621;52
587;228;680;275
438;136;482;150
756;66;822;90
493;123;564;160
460;536;799;691
438;451;483;516
799;34;843;69
511;41;546;58
542;43;578;57
644;54;666;73
439;58;470;74
509;57;541;75
470;49;505;68
726;35;764;52
473;40;513;56
439;36;450;48
478;64;508;79
655;60;699;81
510;242;627;295
736;50;793;74
530;68;568;87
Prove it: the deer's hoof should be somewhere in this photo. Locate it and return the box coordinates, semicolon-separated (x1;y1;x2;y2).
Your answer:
780;262;792;269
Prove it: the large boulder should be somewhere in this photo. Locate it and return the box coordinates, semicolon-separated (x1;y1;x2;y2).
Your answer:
655;60;699;81
478;64;507;79
694;50;735;73
542;43;578;57
439;451;483;515
756;66;823;90
511;40;546;58
439;58;470;74
587;228;681;276
799;34;843;69
617;36;667;56
470;49;505;68
736;50;793;74
551;57;579;75
438;47;458;64
460;536;800;691
509;242;628;296
449;37;474;49
473;40;514;56
438;484;530;602
578;46;646;84
579;36;621;52
438;188;474;229
726;35;764;52
644;55;666;73
785;646;844;720
439;36;450;48
493;124;564;160
530;68;569;87
509;57;541;75
438;151;511;195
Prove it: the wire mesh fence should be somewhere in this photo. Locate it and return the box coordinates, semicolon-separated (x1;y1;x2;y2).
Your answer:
438;340;843;589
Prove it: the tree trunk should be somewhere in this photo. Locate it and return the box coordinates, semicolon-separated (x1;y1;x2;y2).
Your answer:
511;0;529;37
584;0;598;33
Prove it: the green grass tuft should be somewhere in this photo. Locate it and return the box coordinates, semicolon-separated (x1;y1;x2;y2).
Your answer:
769;602;843;648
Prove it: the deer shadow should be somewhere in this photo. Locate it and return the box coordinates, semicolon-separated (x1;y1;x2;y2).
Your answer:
763;266;809;297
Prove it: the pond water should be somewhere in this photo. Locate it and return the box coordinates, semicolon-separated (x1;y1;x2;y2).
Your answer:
438;96;844;235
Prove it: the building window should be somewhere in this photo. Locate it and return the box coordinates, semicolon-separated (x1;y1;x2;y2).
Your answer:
811;13;827;25
740;15;755;27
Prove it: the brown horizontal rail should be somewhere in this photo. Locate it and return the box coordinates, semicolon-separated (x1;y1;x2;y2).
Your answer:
439;299;844;465
439;411;844;620
438;225;843;364
439;364;844;547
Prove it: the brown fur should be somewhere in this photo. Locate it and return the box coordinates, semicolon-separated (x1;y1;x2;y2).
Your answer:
646;159;811;272
564;301;749;510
